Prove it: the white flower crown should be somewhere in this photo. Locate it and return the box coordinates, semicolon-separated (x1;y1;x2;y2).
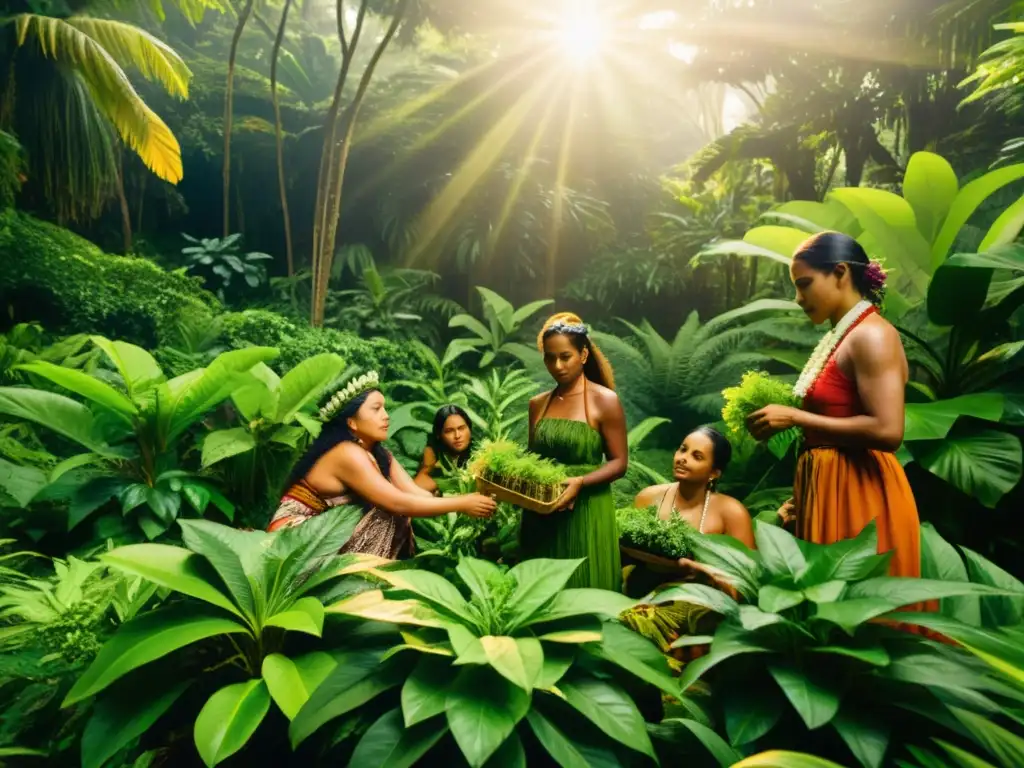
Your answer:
546;320;589;336
318;371;380;422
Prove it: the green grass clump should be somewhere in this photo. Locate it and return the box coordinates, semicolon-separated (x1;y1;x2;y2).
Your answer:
721;370;802;457
617;506;697;559
470;440;568;503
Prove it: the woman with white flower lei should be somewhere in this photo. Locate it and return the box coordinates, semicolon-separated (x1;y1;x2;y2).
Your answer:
746;232;932;608
268;371;495;558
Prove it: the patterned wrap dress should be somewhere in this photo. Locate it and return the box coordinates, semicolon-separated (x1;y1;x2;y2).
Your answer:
267;469;413;560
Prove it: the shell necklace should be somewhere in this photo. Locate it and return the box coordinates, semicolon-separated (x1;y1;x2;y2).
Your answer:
793;299;873;399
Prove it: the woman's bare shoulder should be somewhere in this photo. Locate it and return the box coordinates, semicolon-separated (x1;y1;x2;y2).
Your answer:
712;493;750;518
634;483;671;507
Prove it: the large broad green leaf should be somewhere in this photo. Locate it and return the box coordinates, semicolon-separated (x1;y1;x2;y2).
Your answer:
754;522;806;584
275;353;345;424
100;543;243;619
507;558;586;626
526;709;598;768
910;427;1022;508
402;656;450;727
371;568;478;627
647;583;740;618
904;394;1005;441
949;706;1024;767
732;751;847;768
90;337;163;397
510;298;555;328
743;225;811;257
0;457;49;507
265;596;325;636
455;557;502;604
560;673;656;759
0;387;116;455
831;707;889;768
479;636;543;692
801;521;887;584
979;194;1024;251
16;361;137;420
677;623;770;691
349;708;449;768
523;588;634;626
586;621;679;698
761;199;861;235
768;662;840;730
932;164;1024;267
325;589;452;628
903;152;959;245
829;187;932;297
179;520;263;621
194;679;271;767
445;666;530;767
722;687;783;745
700;239;793;264
536;646;575;690
689;535;762;599
920;524;981;627
927;245;1024;326
230;363;279;421
290;650;404;748
650;716;744;767
261;652;336;720
64;606;248;705
961;548;1024;627
201;428;257;469
476;286;516;334
158;347;279;444
81;675;190;768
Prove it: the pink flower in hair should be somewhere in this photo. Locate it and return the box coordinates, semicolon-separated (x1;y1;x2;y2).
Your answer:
864;261;887;293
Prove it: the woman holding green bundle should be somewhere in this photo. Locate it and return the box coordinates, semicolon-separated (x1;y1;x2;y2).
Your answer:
521;312;628;591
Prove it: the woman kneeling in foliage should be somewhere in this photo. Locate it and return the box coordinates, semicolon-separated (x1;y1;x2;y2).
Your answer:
628;426;754;592
521;312;628;591
623;427;752;667
268;372;495;557
413;404;474;494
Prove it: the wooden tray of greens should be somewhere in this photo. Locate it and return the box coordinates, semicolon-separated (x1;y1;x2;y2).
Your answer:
617;506;697;572
470;440;568;515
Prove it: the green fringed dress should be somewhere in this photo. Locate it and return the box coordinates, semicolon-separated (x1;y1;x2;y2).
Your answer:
520;415;622;592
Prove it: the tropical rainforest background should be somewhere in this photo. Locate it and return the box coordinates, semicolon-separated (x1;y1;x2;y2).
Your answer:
1;0;1024;766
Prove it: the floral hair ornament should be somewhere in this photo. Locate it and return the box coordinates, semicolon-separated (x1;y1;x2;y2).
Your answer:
319;371;380;422
545;320;590;336
863;260;887;294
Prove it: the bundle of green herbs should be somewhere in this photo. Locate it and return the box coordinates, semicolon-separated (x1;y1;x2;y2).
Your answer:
617;505;697;560
470;439;568;503
721;370;802;457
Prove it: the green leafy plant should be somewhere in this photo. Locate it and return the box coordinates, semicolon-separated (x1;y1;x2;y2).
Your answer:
449;287;553;368
618;505;698;560
470;440;568;503
63;511;376;768
460;367;537;441
651;520;1020;767
181;233;273;301
201;354;350;508
0;337;277;538
293;555;683;766
722;370;802;458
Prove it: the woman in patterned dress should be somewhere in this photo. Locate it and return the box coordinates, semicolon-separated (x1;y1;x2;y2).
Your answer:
268;373;495;558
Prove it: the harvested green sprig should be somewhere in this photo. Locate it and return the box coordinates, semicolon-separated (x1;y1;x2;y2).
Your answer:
470;440;568;503
721;370;802;458
617;505;696;560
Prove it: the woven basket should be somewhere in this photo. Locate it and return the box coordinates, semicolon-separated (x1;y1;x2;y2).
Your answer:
475;476;565;515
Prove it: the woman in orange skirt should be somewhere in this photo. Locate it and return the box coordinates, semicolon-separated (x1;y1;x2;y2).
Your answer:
746;232;927;588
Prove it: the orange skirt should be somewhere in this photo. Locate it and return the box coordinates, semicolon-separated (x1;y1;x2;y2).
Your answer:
794;446;938;623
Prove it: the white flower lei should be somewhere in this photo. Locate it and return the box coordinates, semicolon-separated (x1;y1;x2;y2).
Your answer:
319;371;380;421
793;300;873;399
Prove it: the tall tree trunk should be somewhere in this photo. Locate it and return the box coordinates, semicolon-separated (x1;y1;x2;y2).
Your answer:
271;0;296;276
135;172;146;234
310;0;409;327
223;0;255;237
115;150;132;254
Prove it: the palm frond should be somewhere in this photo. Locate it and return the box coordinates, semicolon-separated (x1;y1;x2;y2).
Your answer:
14;14;185;184
66;18;192;99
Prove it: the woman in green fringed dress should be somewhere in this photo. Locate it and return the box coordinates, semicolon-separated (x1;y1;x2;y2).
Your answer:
520;312;628;591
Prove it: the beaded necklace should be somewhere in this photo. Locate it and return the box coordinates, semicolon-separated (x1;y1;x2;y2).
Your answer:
793;300;873;399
